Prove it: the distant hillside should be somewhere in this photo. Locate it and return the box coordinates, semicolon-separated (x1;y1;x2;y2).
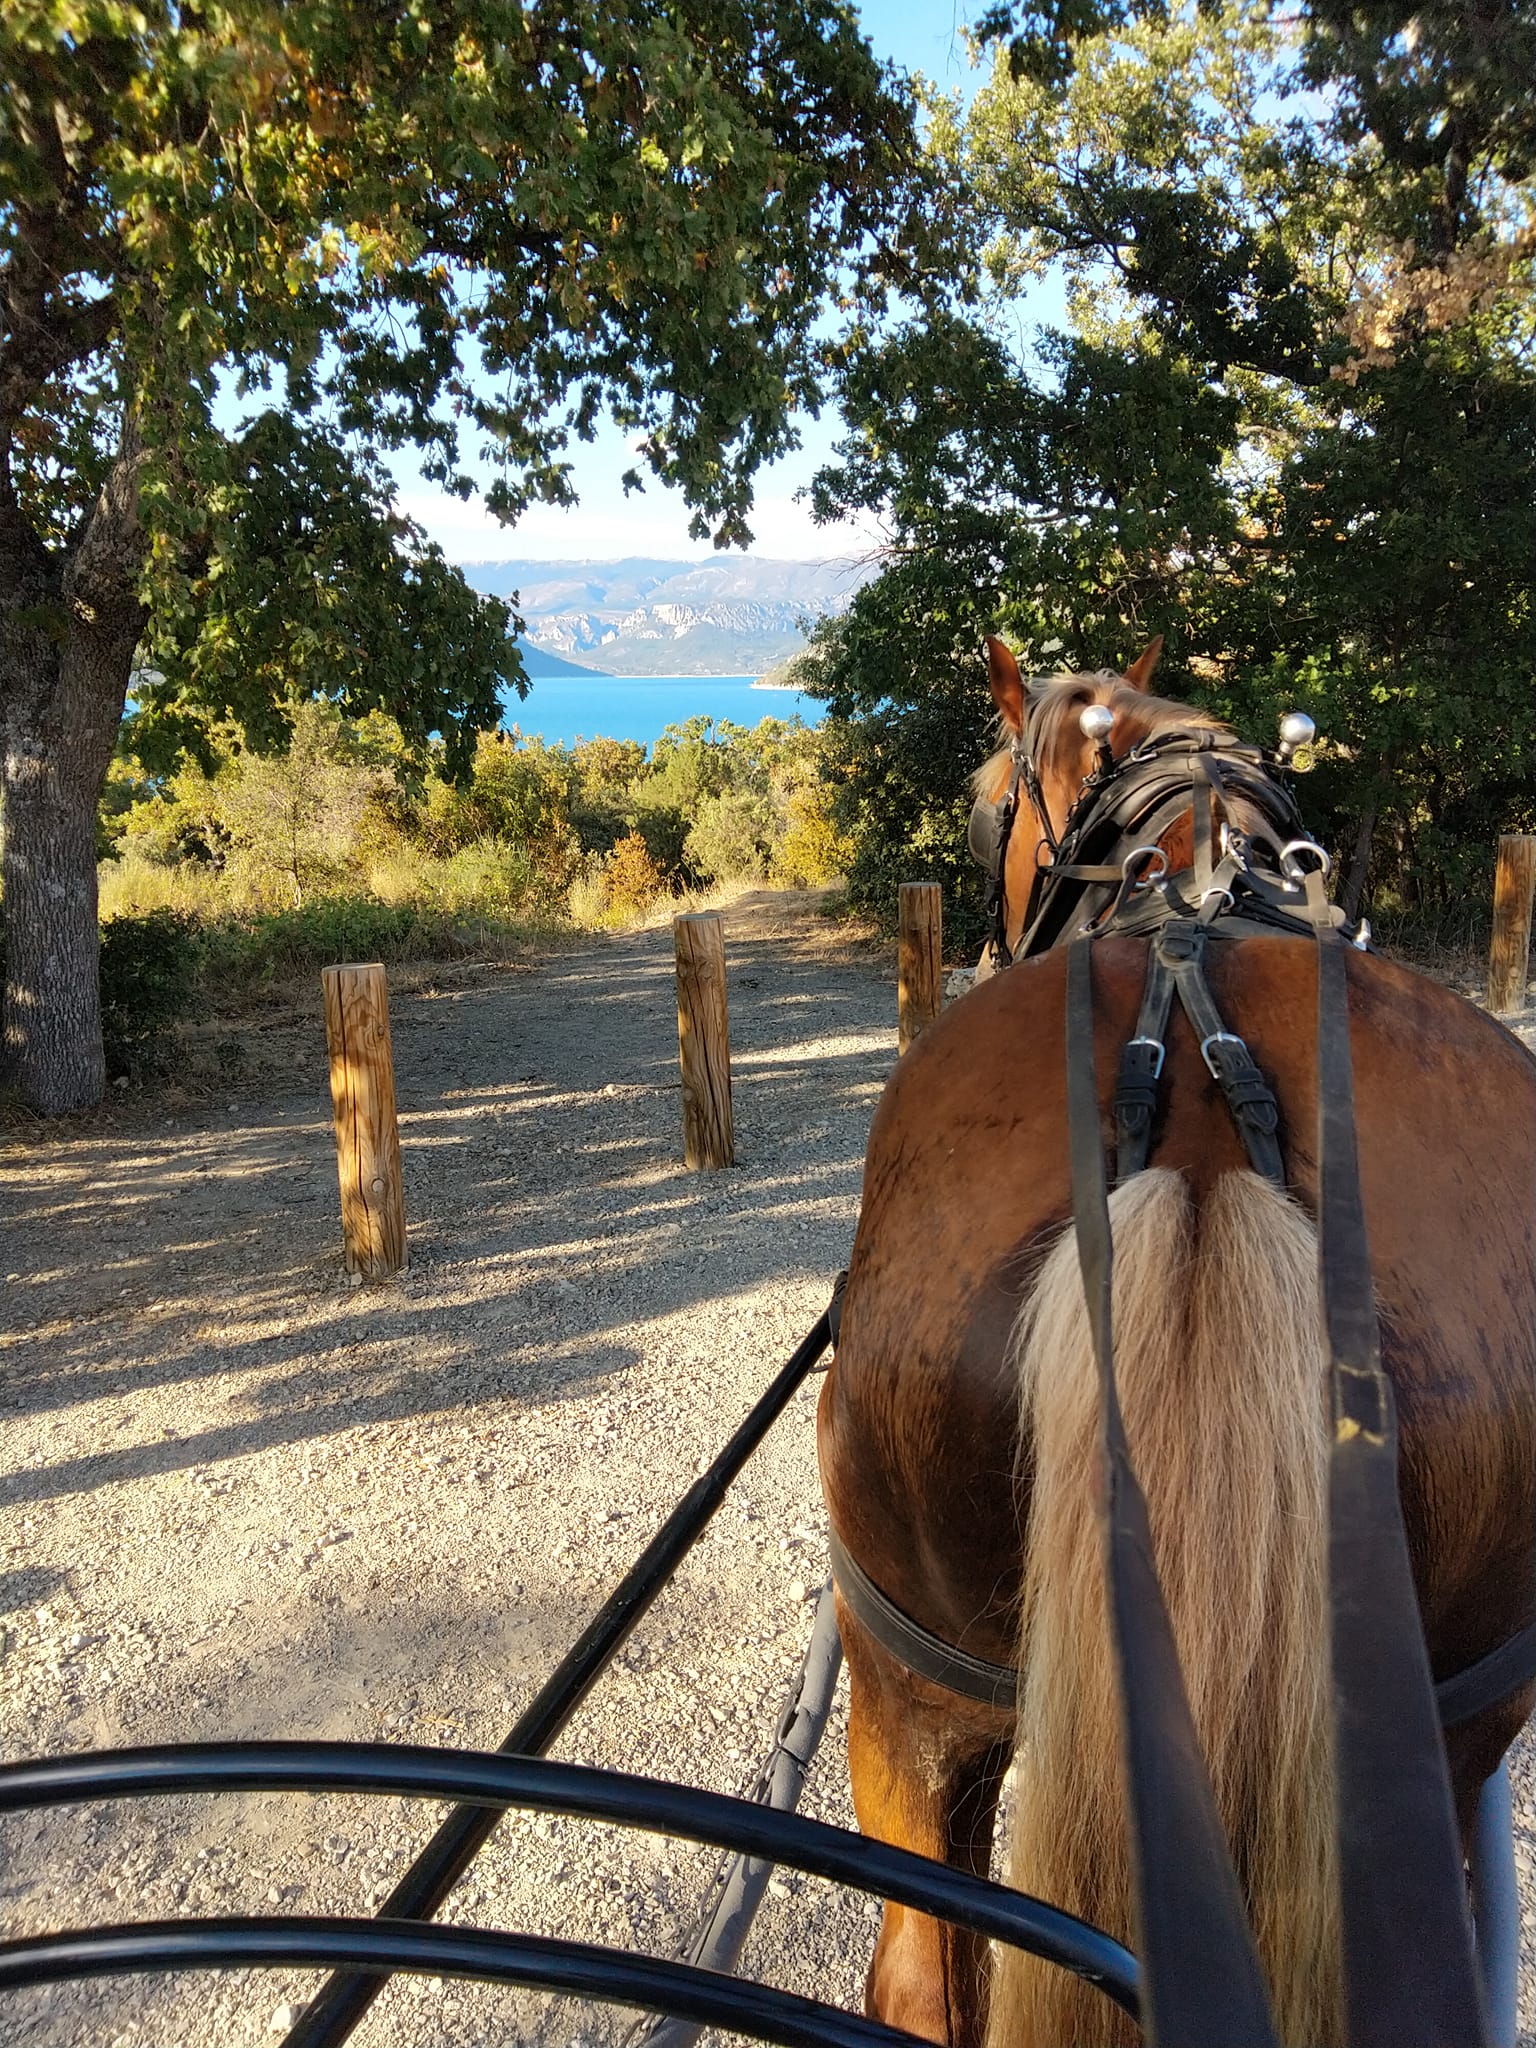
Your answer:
515;640;610;678
463;554;872;676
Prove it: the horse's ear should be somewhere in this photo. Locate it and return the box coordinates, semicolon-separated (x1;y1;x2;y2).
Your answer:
1123;636;1164;692
985;636;1026;733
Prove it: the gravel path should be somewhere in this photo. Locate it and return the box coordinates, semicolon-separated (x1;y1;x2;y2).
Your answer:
2;889;894;2047
3;895;1535;2046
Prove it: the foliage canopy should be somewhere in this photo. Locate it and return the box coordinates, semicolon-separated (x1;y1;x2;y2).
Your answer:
805;0;1536;939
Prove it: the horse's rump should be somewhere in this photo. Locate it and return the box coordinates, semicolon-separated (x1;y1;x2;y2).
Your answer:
819;932;1536;2044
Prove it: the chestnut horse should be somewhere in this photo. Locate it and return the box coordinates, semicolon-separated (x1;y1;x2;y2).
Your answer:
817;639;1536;2047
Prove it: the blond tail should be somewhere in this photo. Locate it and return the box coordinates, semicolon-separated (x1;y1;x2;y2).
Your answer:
986;1168;1338;2048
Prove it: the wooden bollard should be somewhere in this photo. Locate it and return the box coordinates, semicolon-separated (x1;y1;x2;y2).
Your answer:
321;962;407;1278
674;912;734;1169
898;882;943;1054
1488;835;1536;1014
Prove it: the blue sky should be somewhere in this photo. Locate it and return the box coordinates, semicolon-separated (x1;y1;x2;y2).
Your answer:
399;1;992;566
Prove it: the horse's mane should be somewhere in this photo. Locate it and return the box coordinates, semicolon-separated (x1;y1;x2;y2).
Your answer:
971;671;1228;802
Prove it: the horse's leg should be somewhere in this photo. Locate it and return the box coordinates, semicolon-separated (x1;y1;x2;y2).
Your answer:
838;1593;1014;2048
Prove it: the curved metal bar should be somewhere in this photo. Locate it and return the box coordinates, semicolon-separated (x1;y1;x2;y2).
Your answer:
0;1742;1140;2018
0;1916;920;2048
1472;1763;1518;2048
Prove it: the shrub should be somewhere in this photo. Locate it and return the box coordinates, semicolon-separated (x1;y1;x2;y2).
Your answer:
99;850;230;922
199;899;424;988
567;855;609;927
685;788;777;884
601;832;667;922
98;909;203;1075
773;782;854;886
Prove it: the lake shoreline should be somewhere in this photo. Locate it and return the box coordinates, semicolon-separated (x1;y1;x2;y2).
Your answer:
503;671;825;749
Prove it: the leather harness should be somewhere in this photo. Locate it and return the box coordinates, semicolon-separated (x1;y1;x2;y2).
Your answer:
832;697;1533;2043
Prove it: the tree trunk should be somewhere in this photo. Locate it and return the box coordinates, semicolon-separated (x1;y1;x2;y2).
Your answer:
1339;806;1377;927
0;434;145;1114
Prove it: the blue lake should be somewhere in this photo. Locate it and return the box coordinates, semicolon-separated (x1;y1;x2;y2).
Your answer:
502;674;823;749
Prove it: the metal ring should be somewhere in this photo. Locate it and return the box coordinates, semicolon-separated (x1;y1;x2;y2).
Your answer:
1121;845;1169;890
1199;885;1234;913
1279;838;1332;883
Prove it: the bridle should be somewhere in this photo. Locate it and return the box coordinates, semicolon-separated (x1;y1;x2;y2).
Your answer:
969;685;1345;970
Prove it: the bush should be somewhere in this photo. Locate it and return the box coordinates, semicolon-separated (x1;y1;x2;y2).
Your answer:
601;833;668;922
684;788;777;884
199;899;424;988
773;782;854;887
567;854;609;927
98;909;203;1075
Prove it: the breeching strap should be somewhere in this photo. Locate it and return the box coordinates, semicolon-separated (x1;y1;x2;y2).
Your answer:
1316;940;1489;2048
1065;941;1280;2048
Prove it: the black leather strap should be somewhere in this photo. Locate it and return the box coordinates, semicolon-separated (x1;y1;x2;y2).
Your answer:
827;1526;1536;1731
826;1268;848;1351
1156;922;1285;1186
827;1527;1018;1711
1317;938;1488;2048
1114;941;1177;1183
1438;1623;1536;1728
1066;940;1280;2048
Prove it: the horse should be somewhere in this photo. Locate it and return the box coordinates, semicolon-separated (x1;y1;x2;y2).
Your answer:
816;635;1536;2048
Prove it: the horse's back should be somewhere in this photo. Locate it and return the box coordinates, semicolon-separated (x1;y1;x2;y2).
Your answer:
819;934;1536;1681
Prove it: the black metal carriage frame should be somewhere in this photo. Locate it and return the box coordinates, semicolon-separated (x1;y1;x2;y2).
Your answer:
0;1280;1520;2047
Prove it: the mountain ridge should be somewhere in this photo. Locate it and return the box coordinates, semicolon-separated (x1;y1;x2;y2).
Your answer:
465;553;872;676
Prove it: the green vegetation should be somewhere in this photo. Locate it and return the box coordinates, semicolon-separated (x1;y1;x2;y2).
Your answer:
1;0;926;1112
802;0;1536;950
9;0;1532;1111
91;706;850;1074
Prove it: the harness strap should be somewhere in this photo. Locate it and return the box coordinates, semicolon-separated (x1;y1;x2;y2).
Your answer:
826;1527;1017;1712
828;1521;1536;1730
1317;939;1489;2048
1157;923;1285;1186
1114;944;1178;1183
1111;925;1285;1187
1192;766;1215;893
1066;940;1280;2048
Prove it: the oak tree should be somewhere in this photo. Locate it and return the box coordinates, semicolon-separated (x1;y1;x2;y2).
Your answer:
1;0;919;1109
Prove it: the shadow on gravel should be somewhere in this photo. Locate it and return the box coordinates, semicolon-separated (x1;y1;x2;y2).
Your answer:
0;900;898;1487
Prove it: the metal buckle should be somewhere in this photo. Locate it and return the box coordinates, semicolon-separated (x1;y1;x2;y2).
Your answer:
1126;1035;1166;1079
1200;1030;1248;1079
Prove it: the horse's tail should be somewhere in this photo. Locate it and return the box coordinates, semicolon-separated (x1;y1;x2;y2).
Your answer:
986;1167;1339;2048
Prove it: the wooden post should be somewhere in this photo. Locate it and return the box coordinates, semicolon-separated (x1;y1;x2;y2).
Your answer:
1488;835;1536;1014
898;882;943;1054
674;913;734;1169
321;962;407;1279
